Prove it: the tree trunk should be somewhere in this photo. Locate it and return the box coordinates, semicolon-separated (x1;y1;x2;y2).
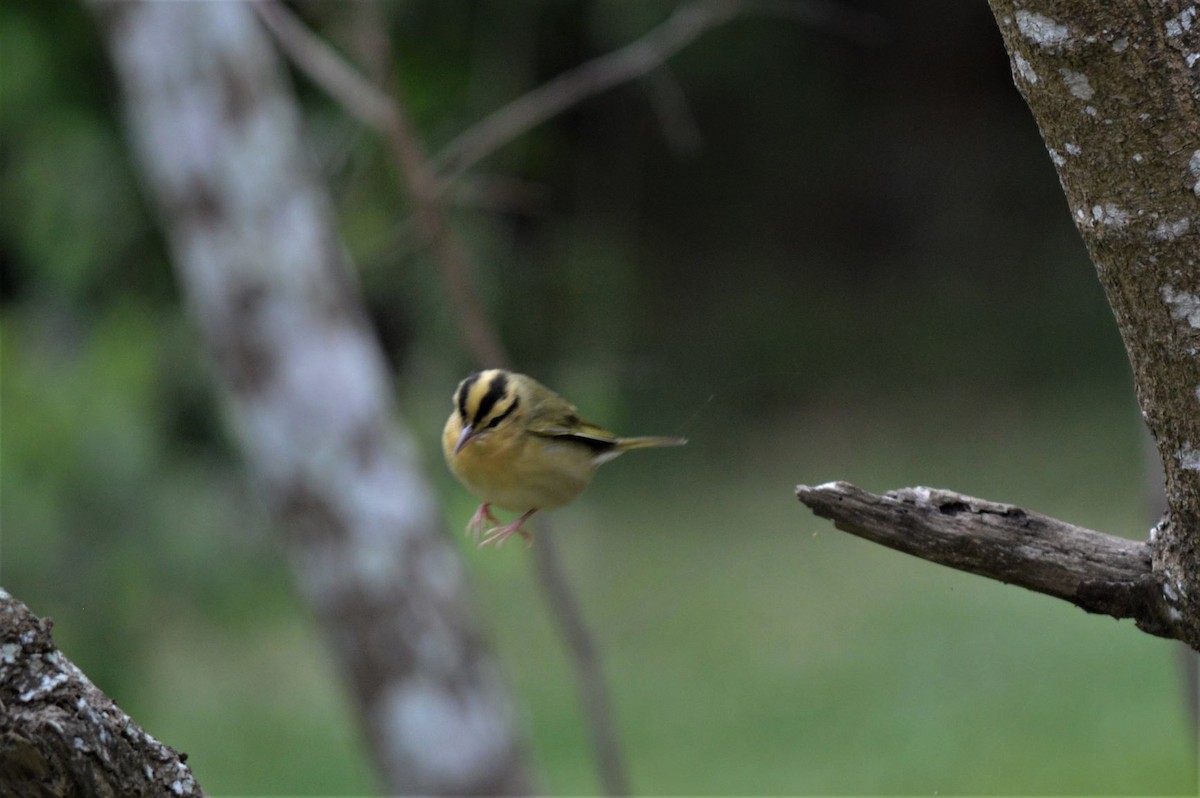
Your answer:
89;2;533;793
992;0;1200;641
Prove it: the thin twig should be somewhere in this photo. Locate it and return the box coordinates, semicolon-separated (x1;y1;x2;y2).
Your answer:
254;0;394;131
433;0;885;180
254;0;507;367
432;0;740;179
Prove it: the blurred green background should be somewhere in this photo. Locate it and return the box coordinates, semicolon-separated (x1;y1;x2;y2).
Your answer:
2;0;1195;794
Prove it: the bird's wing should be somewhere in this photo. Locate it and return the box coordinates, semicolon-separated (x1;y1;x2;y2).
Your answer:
529;420;616;439
522;384;620;450
527;419;619;451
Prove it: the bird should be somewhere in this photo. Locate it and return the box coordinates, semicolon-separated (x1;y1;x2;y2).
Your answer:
443;369;687;547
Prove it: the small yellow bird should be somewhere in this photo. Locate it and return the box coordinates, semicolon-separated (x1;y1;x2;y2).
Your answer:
443;369;687;547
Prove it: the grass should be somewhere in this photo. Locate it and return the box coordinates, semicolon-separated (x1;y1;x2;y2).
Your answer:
121;387;1195;794
136;613;377;795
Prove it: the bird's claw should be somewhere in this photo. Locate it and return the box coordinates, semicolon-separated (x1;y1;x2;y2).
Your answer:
479;521;534;548
465;503;500;543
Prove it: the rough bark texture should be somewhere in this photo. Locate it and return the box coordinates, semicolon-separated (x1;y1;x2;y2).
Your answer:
90;2;531;793
797;483;1173;635
0;589;203;797
986;1;1200;646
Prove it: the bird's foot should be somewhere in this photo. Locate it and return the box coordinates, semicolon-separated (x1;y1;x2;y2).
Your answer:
480;509;537;548
465;503;500;543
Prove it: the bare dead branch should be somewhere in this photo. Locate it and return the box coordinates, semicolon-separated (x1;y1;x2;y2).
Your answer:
796;482;1179;638
0;589;204;797
433;0;884;180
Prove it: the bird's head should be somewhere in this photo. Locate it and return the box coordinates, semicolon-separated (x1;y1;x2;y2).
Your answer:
451;368;524;453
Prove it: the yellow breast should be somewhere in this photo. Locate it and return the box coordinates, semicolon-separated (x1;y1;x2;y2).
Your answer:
443;410;597;512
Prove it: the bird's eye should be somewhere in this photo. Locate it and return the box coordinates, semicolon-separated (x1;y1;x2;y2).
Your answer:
486;415;502;429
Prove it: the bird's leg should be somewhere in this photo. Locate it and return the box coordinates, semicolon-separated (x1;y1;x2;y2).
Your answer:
480;508;538;548
465;503;499;543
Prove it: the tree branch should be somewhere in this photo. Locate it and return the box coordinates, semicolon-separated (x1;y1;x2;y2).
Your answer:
796;483;1177;637
0;589;204;797
433;0;884;180
254;0;508;368
531;536;630;796
252;0;394;132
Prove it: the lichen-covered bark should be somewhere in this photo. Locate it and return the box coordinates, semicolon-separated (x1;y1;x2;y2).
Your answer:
986;1;1200;647
89;2;532;793
0;589;203;797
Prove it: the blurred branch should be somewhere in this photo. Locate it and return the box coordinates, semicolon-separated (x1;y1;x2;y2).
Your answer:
254;0;881;360
0;589;204;797
645;67;705;157
253;0;394;131
254;0;507;368
531;534;630;796
433;0;885;180
446;173;551;215
796;483;1175;637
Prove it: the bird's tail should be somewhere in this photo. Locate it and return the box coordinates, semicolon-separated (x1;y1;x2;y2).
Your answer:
613;435;688;452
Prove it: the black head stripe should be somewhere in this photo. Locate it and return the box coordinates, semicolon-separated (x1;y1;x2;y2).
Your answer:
486;395;519;429
473;372;509;427
456;372;480;422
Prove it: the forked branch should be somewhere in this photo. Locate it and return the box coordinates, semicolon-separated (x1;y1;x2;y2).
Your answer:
796;482;1178;638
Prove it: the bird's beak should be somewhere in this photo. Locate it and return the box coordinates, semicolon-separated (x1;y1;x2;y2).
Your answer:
454;424;477;454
